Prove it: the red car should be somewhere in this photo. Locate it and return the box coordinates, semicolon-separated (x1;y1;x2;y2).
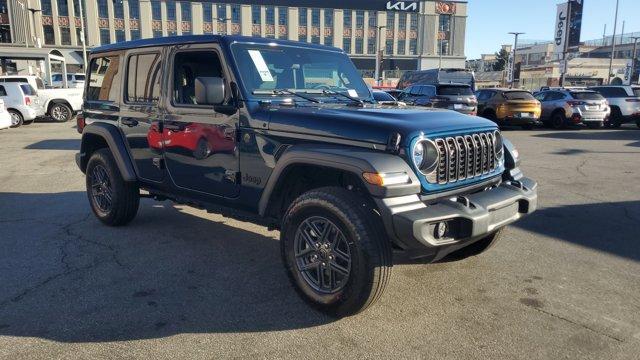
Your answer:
147;122;235;159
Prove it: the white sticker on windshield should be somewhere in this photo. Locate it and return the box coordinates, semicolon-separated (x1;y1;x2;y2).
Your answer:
248;50;274;82
347;89;358;97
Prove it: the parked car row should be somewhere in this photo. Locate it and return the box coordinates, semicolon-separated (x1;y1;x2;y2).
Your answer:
0;75;83;127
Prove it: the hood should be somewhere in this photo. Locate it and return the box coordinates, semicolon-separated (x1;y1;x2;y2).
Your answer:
265;104;497;146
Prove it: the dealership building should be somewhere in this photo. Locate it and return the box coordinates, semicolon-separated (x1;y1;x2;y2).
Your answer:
1;0;467;82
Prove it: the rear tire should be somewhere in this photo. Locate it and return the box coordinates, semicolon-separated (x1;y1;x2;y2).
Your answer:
49;103;73;122
8;110;23;128
281;187;392;317
607;108;623;128
86;148;140;226
551;111;566;129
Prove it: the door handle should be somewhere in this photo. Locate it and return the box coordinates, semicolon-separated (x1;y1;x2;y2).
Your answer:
121;118;138;127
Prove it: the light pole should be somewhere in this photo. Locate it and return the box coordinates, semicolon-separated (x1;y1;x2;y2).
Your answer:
78;0;88;71
374;25;386;86
630;36;639;84
508;32;524;88
607;0;620;84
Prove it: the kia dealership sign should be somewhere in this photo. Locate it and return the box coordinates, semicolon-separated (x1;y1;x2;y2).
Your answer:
554;0;583;54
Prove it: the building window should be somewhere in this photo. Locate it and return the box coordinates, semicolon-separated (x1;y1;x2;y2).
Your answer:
324;36;333;46
57;0;69;16
75;27;83;45
299;8;307;26
299;33;305;42
151;1;161;20
44;25;55;44
60;27;71;45
356;10;364;28
385;39;393;54
203;3;212;22
368;11;377;28
73;0;82;16
99;28;110;45
41;0;52;16
355;38;363;54
153;30;163;38
216;4;226;20
311;36;320;44
439;14;451;32
343;38;351;53
166;1;176;21
438;39;449;55
409;39;417;55
265;6;274;24
130;29;140;40
97;0;108;18
311;8;320;27
398;13;406;30
386;13;394;29
113;0;124;18
278;7;287;25
397;39;405;55
410;13;418;30
344;10;351;27
115;29;125;42
181;2;191;22
231;5;241;23
251;5;260;24
128;0;140;19
367;38;375;54
324;9;333;27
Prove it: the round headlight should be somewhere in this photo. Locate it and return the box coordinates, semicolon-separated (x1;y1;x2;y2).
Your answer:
413;139;439;174
494;131;504;160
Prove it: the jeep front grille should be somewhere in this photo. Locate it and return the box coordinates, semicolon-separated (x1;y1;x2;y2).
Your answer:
433;132;498;184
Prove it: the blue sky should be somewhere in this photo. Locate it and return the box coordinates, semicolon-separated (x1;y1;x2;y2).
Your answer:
465;0;639;59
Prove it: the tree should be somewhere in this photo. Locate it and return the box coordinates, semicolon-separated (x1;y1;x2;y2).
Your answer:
493;48;510;71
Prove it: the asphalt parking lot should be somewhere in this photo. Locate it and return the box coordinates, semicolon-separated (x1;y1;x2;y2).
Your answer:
1;120;639;359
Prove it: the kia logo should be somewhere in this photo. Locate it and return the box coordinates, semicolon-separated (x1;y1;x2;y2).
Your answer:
555;11;566;46
386;1;418;11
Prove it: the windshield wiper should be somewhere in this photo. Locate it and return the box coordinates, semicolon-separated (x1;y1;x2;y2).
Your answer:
321;89;364;107
253;89;320;103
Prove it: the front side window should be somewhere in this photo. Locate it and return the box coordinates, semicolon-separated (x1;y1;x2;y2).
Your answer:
126;52;161;104
231;43;371;100
87;56;121;102
173;51;225;106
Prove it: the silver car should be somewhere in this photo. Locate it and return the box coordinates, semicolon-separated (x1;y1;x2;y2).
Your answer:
534;89;609;129
0;82;40;127
588;85;640;128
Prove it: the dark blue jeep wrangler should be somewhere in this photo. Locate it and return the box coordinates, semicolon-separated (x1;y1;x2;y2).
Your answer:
76;35;537;316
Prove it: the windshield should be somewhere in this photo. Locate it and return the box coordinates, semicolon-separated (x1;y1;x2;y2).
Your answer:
231;43;371;101
437;85;473;96
503;91;535;100
571;92;604;100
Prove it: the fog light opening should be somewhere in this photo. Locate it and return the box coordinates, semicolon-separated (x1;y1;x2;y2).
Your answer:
434;221;448;239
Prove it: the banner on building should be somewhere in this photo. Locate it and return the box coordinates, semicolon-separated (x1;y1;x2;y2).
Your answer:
553;2;569;54
506;53;514;83
567;0;584;49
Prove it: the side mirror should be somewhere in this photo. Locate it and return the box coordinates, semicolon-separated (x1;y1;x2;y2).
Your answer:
195;77;225;105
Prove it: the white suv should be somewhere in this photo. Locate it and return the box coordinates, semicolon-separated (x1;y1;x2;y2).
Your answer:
50;73;86;89
589;85;640;128
0;82;41;127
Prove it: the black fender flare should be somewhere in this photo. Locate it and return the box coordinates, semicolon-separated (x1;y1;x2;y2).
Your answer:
78;122;137;182
258;144;421;216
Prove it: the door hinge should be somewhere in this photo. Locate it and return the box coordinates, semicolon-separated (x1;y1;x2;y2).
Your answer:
152;157;165;170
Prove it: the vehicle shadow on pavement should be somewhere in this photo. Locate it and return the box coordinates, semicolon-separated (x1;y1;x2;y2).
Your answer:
532;129;640;148
512;200;640;262
0;191;333;343
24;139;81;150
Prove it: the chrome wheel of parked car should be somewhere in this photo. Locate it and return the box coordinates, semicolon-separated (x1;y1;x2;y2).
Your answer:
9;110;23;128
90;164;113;213
294;216;352;294
50;103;72;122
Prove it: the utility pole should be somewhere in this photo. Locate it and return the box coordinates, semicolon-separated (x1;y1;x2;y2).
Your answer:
602;24;607;46
631;37;640;84
374;25;386;86
78;0;88;71
607;0;619;84
508;32;524;88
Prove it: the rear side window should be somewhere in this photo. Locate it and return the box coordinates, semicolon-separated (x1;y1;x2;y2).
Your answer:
126;52;162;104
437;85;473;96
20;84;36;95
87;55;121;102
593;87;628;97
570;92;604;100
0;85;6;96
503;91;534;100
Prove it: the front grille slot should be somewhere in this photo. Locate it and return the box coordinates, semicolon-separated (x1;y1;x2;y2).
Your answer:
433;131;498;185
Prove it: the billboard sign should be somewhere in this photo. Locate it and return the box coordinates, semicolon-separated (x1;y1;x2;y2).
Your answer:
553;2;569;54
567;0;584;49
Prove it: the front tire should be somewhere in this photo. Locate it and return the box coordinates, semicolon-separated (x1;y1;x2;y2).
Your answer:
8;110;23;128
281;187;392;317
50;103;73;122
86;148;140;226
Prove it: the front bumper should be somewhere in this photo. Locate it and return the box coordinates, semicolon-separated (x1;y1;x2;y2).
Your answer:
377;177;537;261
